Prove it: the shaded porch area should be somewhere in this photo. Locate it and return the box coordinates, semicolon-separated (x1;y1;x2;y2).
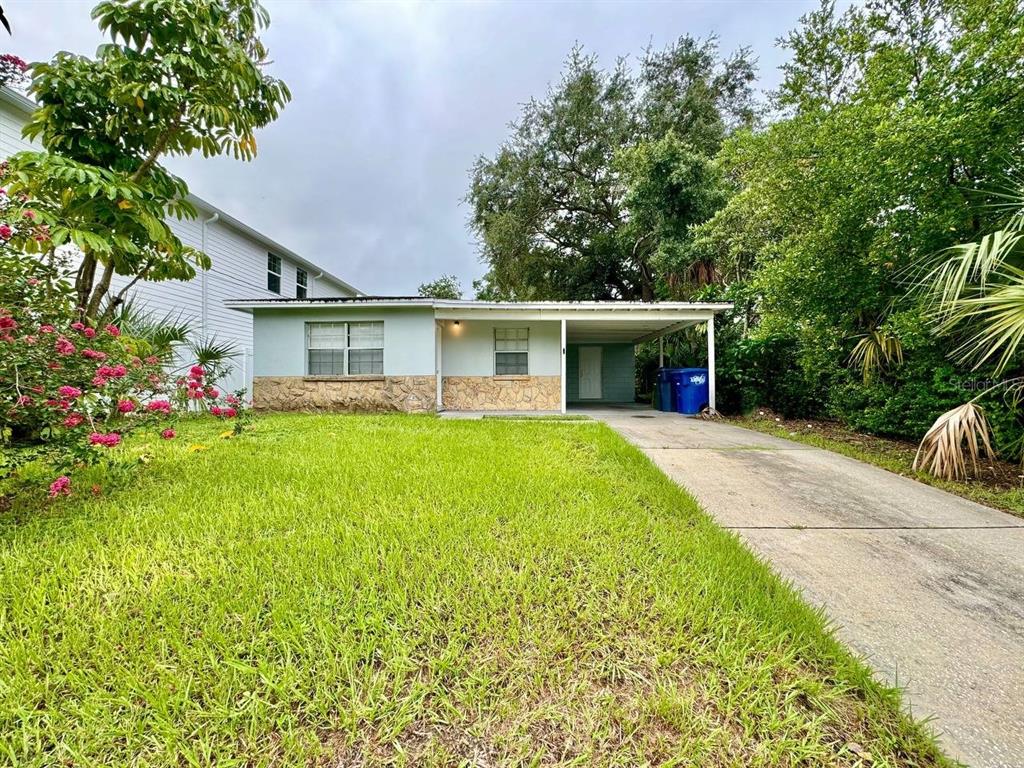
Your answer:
433;303;725;414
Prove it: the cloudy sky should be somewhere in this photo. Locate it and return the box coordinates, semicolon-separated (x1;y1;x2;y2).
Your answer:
6;0;819;295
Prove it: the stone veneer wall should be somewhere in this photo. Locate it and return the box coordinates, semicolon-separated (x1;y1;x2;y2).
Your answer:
442;375;561;411
253;376;436;413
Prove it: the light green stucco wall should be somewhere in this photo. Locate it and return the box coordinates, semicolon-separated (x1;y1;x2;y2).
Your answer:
252;307;436;377
441;320;561;376
566;343;635;403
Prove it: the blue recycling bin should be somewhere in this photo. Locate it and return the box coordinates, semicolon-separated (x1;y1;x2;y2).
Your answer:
656;368;680;412
674;367;709;415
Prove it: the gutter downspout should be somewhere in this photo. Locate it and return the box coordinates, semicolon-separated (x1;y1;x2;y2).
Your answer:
312;270;323;299
200;212;220;339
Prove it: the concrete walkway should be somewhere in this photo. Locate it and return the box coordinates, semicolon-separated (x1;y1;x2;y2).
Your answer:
585;407;1024;768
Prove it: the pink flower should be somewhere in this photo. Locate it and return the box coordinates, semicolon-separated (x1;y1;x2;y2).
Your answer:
88;432;121;447
187;379;202;390
57;385;82;399
70;322;85;331
147;373;161;385
105;324;121;337
55;337;75;355
210;406;223;416
91;374;108;387
206;388;220;399
161;428;175;440
110;364;127;378
91;484;102;496
0;54;27;72
0;224;12;240
82;348;107;361
15;394;32;406
47;362;61;370
83;327;96;338
226;394;240;405
224;407;238;418
48;476;72;497
117;399;135;413
22;209;35;220
188;389;204;399
144;355;159;365
0;316;16;330
146;400;171;413
39;324;55;334
189;365;205;378
63;413;84;427
23;334;37;345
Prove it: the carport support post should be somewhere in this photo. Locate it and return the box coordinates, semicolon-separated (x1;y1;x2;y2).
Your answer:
658;336;664;368
560;318;567;414
706;315;716;412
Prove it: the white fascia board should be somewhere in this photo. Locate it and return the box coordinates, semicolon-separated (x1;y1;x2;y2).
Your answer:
432;306;728;322
225;299;435;312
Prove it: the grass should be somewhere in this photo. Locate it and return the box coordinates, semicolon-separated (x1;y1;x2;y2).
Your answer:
731;413;1024;518
0;414;951;767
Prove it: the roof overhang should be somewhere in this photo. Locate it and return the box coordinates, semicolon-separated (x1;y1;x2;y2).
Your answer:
227;298;731;343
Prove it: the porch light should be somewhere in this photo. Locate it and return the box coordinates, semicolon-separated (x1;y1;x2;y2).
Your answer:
454;320;460;326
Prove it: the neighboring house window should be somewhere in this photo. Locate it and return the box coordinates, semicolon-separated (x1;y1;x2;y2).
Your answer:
494;327;529;375
267;253;282;294
306;322;384;376
296;268;308;299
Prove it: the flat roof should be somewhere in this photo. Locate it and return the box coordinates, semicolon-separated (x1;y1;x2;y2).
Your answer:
225;296;732;312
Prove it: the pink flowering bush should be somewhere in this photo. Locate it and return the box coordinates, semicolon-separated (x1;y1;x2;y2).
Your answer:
0;54;28;90
1;184;252;498
0;254;177;493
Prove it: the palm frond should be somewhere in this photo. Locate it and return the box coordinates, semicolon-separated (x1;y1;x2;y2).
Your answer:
111;298;194;355
847;330;904;383
938;265;1024;374
186;335;239;367
911;230;1024;316
913;402;994;481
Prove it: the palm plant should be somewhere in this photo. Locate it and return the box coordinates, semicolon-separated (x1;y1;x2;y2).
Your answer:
912;178;1024;479
847;329;904;384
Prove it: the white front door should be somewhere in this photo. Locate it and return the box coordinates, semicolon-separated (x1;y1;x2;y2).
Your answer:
578;346;602;400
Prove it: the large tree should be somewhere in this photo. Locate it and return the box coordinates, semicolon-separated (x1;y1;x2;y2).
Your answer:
7;0;290;321
695;0;1024;441
468;38;755;302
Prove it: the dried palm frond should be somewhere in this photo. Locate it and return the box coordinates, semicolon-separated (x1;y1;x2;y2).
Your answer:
847;330;904;384
913;402;994;481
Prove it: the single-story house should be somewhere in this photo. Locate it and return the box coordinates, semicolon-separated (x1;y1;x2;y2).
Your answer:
225;298;732;413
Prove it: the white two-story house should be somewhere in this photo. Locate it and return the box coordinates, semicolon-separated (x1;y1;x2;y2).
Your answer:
0;86;360;395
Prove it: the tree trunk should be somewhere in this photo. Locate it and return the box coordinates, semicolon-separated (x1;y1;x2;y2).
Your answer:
75;251;96;316
84;261;115;321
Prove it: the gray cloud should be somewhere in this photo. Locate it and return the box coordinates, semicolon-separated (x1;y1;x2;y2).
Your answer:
4;0;818;294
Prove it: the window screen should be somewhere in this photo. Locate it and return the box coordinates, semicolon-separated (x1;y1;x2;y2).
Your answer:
305;322;384;376
494;327;529;375
296;268;308;299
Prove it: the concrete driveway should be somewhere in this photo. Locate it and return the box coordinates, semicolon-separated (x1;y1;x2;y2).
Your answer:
586;406;1024;768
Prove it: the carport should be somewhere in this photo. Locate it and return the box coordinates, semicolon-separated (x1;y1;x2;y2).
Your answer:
432;301;732;413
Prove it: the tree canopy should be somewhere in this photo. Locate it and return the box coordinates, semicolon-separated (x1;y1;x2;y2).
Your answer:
418;274;463;300
468;38;755;301
7;0;290;321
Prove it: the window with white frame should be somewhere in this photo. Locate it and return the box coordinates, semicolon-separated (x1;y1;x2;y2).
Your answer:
296;268;308;299
494;327;529;375
306;322;384;375
267;253;282;294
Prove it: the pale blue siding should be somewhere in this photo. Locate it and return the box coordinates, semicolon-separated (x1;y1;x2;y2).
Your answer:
253;307;436;377
566;343;635;403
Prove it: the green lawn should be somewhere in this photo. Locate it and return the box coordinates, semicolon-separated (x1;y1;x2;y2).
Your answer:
0;414;949;767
